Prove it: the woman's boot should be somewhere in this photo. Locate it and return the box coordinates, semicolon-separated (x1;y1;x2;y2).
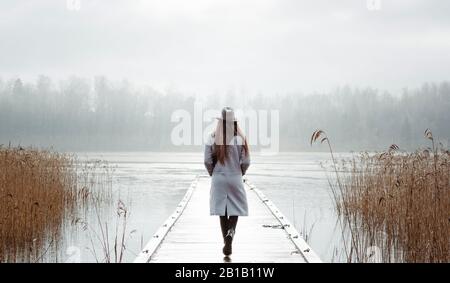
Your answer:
223;216;238;256
223;228;235;256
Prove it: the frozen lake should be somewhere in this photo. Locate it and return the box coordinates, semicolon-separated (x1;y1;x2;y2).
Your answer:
55;152;348;263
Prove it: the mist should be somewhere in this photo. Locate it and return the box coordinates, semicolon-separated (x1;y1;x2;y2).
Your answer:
0;76;448;151
1;0;450;151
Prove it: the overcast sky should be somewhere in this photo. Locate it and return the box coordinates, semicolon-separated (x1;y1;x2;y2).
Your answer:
1;0;449;95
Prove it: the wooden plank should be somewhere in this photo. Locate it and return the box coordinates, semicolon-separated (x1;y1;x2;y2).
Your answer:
135;175;321;263
133;177;198;263
244;178;322;263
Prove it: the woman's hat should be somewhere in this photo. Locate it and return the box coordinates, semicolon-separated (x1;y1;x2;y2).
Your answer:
216;107;237;123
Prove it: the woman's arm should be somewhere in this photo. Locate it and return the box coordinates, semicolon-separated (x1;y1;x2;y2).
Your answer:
204;135;216;176
240;146;250;176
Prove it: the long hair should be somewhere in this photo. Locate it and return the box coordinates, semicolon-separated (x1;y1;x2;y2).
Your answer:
213;119;249;165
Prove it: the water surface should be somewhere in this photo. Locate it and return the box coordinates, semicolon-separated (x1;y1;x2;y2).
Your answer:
56;152;348;262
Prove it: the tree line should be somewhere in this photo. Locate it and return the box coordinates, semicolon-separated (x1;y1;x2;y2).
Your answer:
0;76;448;151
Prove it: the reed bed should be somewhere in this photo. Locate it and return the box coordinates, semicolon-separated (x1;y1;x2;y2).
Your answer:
312;129;450;263
84;199;132;263
0;146;112;262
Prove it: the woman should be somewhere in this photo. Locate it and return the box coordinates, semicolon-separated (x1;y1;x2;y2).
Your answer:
204;107;250;257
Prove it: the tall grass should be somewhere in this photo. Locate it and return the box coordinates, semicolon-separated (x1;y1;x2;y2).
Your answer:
84;199;135;263
312;129;450;262
0;146;112;262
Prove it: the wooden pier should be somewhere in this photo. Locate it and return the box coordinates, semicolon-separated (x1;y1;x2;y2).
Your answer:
134;175;321;263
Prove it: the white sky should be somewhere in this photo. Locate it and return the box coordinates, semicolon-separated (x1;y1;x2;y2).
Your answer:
1;0;450;95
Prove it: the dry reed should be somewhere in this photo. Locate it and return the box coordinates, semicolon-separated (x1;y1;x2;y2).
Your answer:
312;129;450;262
84;199;132;263
0;145;112;262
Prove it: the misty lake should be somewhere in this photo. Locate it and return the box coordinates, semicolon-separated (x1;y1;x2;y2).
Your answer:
52;152;348;263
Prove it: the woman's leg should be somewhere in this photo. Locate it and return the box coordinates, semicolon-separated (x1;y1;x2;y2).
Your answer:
219;216;228;241
228;216;238;231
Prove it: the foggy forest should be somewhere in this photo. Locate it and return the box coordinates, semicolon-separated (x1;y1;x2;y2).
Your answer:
1;76;448;152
